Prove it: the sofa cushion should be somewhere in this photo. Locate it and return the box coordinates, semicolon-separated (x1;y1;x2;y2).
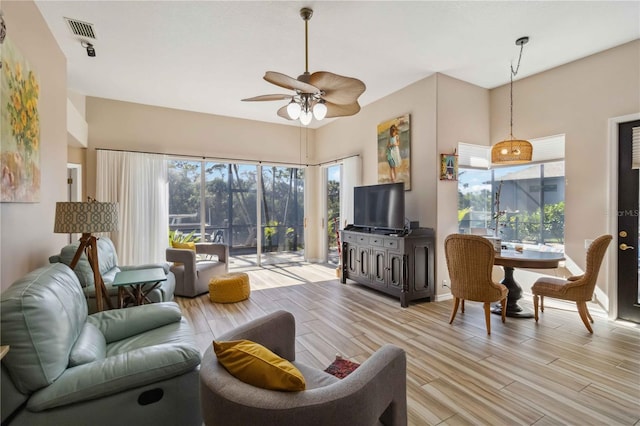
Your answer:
0;263;87;394
213;339;305;392
69;323;106;367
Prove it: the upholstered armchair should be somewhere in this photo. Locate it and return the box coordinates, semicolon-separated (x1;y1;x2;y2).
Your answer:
1;263;202;426
532;234;612;333
444;234;508;334
166;243;228;297
49;237;175;313
199;310;407;426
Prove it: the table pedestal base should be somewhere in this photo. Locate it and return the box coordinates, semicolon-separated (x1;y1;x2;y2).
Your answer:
490;265;534;319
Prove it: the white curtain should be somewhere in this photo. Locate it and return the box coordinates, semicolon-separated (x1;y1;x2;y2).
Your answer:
340;155;362;228
96;150;169;265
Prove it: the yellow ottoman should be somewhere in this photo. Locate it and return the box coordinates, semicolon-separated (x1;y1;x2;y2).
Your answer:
208;272;251;303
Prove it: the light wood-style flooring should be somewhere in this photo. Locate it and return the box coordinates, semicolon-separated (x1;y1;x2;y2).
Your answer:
176;262;640;426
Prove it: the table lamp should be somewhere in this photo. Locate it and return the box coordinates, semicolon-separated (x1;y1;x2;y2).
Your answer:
54;199;119;311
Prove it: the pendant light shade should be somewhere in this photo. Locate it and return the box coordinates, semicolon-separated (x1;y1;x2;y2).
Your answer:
492;37;532;165
491;139;533;164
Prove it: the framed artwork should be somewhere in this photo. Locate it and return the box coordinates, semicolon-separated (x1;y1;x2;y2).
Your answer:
440;153;458;181
377;114;411;190
1;36;41;202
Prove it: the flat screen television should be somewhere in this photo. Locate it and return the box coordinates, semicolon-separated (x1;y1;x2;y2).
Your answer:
353;183;405;231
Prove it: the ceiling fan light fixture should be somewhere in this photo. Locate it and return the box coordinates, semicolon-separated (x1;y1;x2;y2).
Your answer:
300;110;313;126
313;101;327;120
242;7;365;126
287;100;301;120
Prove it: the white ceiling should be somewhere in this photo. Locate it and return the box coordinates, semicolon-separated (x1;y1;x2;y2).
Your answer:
34;1;640;129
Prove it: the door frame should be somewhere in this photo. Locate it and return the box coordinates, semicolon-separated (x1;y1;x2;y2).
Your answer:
607;113;640;319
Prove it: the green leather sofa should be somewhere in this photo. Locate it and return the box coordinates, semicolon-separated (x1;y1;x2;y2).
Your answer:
0;263;202;426
50;237;175;313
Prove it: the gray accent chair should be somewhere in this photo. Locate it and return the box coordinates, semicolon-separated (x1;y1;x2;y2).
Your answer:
166;243;228;297
1;263;202;426
199;310;407;426
49;237;175;313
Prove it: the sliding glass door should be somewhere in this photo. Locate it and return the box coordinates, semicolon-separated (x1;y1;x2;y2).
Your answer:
169;159;304;267
326;164;341;266
260;166;305;265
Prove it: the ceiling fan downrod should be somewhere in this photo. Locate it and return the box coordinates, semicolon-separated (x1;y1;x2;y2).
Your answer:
301;8;313;77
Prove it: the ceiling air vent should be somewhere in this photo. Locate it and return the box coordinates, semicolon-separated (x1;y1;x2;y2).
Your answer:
64;17;96;39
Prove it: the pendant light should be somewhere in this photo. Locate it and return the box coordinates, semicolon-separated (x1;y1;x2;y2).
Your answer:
491;37;533;165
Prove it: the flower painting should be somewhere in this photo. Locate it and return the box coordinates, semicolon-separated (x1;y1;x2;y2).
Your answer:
1;36;40;202
377;114;411;190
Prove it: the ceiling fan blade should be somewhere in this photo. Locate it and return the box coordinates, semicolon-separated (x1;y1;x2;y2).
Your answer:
264;71;319;94
242;94;293;102
325;101;361;118
310;71;366;105
276;105;294;120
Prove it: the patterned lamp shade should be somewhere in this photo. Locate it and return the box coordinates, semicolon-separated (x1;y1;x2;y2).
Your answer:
54;202;119;234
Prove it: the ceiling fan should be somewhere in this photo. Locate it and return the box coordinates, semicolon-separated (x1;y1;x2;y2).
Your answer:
242;7;366;126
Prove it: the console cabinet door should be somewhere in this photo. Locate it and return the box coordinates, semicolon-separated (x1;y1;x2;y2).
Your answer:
357;247;370;279
387;251;404;289
412;242;434;295
372;249;387;288
346;243;358;275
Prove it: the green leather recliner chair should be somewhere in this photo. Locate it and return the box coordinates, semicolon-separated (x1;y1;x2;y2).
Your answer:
0;263;202;426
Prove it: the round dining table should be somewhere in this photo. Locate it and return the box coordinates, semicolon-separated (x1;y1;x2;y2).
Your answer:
492;249;565;318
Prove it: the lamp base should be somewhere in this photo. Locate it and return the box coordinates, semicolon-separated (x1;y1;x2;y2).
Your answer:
70;233;112;312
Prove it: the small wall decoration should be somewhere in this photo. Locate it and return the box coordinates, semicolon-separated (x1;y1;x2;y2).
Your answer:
440;152;458;181
377;114;411;190
1;36;40;202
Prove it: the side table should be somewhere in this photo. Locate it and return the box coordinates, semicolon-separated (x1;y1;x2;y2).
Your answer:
112;268;167;308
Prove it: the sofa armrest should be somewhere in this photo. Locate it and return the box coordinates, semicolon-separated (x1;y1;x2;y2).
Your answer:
166;248;197;265
27;340;201;411
196;243;228;265
121;262;171;275
87;302;182;343
218;310;295;361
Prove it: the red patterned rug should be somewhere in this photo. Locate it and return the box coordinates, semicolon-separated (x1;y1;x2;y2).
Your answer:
324;355;360;379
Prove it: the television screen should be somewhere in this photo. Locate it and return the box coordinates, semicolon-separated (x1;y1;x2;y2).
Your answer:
353;183;405;231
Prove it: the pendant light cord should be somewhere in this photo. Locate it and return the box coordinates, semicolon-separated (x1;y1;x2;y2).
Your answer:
509;41;526;139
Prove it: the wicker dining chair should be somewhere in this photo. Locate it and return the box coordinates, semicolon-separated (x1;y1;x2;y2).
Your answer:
531;234;612;333
444;234;508;335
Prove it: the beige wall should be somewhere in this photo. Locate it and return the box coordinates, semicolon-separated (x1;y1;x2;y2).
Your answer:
435;74;491;298
490;40;640;302
315;74;492;299
1;1;68;290
85;98;314;198
316;76;439;229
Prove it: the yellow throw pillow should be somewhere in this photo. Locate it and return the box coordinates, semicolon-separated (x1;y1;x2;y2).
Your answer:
213;339;305;392
171;241;195;266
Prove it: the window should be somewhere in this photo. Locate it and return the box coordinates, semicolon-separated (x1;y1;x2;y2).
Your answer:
168;160;202;239
458;137;565;247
